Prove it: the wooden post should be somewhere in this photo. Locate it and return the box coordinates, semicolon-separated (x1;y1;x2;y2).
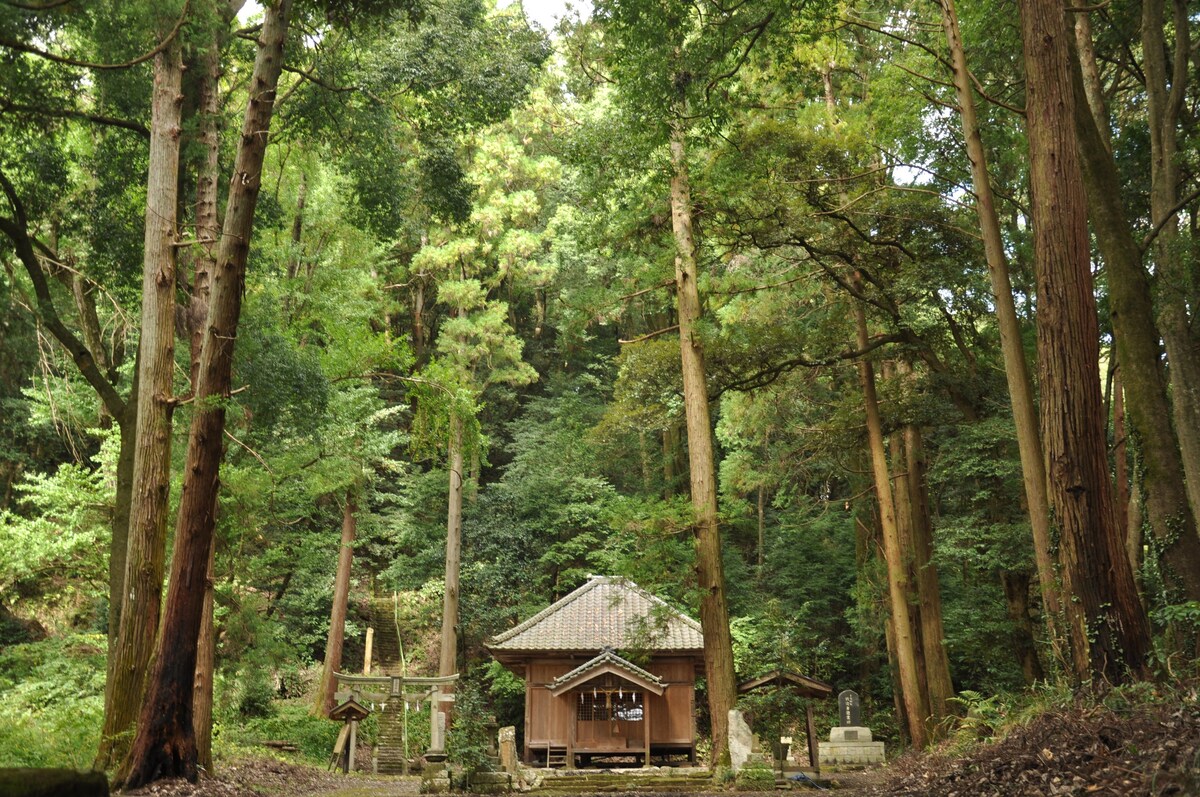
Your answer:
642;694;650;768
566;695;576;769
806;705;819;777
348;719;358;772
363;628;374;675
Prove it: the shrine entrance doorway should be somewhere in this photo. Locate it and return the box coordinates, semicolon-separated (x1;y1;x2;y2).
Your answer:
574;674;646;753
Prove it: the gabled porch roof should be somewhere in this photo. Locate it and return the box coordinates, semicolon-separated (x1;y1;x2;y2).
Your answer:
547;647;666;697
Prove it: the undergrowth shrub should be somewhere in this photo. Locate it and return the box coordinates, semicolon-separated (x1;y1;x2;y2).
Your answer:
735;762;776;791
0;634;106;768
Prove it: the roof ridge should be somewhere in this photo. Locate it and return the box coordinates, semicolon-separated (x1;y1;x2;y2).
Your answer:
548;648;665;691
489;574;607;643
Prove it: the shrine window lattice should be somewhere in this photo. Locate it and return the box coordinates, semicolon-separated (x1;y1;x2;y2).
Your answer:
576;675;644;722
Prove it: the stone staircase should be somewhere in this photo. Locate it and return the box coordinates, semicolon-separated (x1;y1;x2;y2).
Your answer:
370;597;409;774
535;767;714;794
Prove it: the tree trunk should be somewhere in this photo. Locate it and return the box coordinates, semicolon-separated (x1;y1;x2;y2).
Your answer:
438;413;465;730
412;278;426;362
1073;11;1110;152
315;491;358;717
115;2;293;786
1071;54;1200;603
999;570;1045;684
937;0;1064;656
193;542;217;772
185;9;225;758
96;37;184;770
1017;0;1151;683
899;386;953;734
885;404;931;731
1142;0;1200;523
189;14;222;392
1112;367;1130;541
669;119;737;767
663;427;675;499
756;485;765;569
853;288;928;749
105;398;136;655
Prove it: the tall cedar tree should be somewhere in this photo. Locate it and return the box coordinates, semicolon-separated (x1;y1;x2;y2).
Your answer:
1016;0;1151;683
116;0;293;785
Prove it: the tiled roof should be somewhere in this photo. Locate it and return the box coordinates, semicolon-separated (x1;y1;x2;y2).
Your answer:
548;648;666;694
488;575;704;652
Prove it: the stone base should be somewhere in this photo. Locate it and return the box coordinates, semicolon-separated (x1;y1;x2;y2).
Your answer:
829;726;873;743
818;740;885;767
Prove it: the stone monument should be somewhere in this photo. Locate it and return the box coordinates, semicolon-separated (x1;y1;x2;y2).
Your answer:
817;690;885;767
728;709;755;771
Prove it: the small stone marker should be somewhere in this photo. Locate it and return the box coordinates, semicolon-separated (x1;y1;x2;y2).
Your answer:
838;689;861;727
819;688;884;769
498;726;518;774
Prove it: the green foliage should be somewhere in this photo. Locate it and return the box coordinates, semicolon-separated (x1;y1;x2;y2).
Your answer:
219;699;342;764
0;635;105;768
447;675;495;787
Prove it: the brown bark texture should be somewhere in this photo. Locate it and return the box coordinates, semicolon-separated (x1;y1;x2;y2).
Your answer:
1018;0;1151;683
854;292;928;749
116;1;293;786
1070;54;1200;603
1000;570;1046;684
901;403;953;733
96;36;184;770
315;492;358;717
439;414;464;678
193;543;217;772
937;0;1065;655
669;121;737;767
1142;0;1200;523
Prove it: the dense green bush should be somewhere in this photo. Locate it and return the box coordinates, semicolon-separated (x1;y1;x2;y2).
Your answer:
218;699;341;764
0;635;105;768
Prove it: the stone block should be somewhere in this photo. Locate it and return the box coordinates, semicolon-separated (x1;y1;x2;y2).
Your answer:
829;726;873;743
818;740;886;768
728;709;755;771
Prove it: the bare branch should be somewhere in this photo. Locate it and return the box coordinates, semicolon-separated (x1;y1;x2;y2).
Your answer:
619;325;680;344
0;0;189;70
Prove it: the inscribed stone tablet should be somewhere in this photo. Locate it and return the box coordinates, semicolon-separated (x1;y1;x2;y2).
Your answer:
838;689;861;726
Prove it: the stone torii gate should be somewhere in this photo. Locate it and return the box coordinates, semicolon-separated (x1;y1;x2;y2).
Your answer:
334;672;459;761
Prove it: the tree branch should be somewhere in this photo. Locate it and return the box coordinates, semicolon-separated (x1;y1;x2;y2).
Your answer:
0;97;150;137
619;325;679;344
0;170;126;416
0;0;188;70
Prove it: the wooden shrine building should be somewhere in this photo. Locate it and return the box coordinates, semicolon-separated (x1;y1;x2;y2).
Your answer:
487;575;704;767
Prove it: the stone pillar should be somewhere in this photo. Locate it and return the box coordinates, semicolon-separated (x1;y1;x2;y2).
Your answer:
499;726;518;773
728;709;754;771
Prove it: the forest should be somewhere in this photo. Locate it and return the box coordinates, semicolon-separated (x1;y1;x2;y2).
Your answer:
0;0;1198;793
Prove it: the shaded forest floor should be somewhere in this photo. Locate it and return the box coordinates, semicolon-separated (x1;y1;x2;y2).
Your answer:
853;694;1200;796
120;694;1199;796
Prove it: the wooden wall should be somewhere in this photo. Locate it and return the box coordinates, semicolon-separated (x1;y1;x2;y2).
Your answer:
522;656;696;757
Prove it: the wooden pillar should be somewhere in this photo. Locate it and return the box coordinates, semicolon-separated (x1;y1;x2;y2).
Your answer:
566;694;576;769
363;628;374;675
348;720;358;772
523;681;532;764
642;693;650;768
805;705;820;776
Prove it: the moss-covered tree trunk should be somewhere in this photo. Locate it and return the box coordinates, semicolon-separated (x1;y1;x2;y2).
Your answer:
95;34;184;770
